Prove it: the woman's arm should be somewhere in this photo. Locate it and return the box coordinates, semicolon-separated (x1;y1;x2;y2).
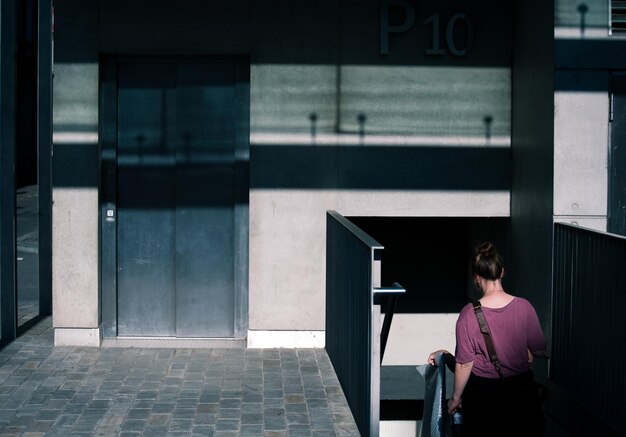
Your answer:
526;302;547;357
448;361;473;413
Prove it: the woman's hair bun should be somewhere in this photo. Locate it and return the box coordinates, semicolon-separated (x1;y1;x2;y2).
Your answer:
472;242;503;280
476;242;496;256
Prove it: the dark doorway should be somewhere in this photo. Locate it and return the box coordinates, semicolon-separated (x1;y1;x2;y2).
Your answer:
348;216;511;313
102;58;249;338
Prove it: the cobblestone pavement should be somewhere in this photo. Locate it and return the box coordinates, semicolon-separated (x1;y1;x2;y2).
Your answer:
0;318;360;436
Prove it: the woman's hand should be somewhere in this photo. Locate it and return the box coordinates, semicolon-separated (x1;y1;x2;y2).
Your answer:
427;349;450;366
447;396;462;414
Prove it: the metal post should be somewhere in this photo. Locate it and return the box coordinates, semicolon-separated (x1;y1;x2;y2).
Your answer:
374;282;405;364
0;0;18;345
37;0;52;317
369;248;382;437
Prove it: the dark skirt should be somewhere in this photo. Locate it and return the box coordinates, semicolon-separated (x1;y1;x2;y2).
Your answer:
460;370;545;437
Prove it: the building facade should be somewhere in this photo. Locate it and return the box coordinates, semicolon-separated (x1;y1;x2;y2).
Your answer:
0;0;623;386
49;0;514;363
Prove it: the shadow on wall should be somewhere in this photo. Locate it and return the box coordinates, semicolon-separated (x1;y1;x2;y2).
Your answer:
578;3;588;35
51;0;518;209
52;141;99;188
555;37;626;69
58;0;513;67
308;112;497;145
251;64;511;140
54;142;510;199
251;144;510;191
555;0;611;37
52;0;517;190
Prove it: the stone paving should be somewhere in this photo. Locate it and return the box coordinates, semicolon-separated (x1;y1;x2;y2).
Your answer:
0;318;360;436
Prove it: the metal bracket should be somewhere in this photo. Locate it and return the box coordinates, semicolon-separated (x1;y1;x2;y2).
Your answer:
373;282;405;303
373;282;405;363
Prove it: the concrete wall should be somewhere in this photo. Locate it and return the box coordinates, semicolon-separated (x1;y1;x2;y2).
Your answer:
248;0;513;334
553;0;626;236
553;0;619;234
52;0;100;345
554;71;608;232
53;0;514;344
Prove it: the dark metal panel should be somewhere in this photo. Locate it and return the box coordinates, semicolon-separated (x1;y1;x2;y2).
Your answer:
0;0;18;345
511;0;554;361
552;224;626;435
116;63;177;336
174;61;235;337
37;0;52;317
609;73;626;236
326;211;383;436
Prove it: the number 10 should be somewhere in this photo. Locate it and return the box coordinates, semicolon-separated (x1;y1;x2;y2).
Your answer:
423;13;474;57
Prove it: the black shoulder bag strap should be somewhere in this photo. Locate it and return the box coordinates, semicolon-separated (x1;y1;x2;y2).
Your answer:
472;301;503;380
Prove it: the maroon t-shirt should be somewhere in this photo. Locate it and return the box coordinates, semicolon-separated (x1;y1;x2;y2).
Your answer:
454;297;546;378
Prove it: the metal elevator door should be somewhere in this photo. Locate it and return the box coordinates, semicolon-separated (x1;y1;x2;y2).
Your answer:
116;61;236;337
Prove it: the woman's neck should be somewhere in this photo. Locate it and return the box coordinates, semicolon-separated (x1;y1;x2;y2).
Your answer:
481;280;505;297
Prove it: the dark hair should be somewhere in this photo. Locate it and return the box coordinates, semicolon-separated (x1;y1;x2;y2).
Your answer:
472;242;504;280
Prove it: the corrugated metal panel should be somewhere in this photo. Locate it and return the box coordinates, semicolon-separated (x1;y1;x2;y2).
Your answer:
552;224;626;433
326;211;383;437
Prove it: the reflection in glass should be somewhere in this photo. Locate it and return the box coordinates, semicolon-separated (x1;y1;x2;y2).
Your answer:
16;185;39;327
16;0;40;328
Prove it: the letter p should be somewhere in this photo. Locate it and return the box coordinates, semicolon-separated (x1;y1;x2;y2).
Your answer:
380;0;415;55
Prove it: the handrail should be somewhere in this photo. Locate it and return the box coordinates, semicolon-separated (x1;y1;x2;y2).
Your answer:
373;283;406;297
327;210;384;249
556;221;626;241
552;223;626;435
326;211;404;436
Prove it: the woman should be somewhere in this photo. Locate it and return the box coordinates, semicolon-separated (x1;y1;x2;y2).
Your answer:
429;242;546;437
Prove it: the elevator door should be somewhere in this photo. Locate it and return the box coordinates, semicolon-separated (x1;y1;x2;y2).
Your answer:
116;61;236;337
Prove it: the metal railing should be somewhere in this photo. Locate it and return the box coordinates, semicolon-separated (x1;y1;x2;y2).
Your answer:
552;223;626;435
325;211;404;436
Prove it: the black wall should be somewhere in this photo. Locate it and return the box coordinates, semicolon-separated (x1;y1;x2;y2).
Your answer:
510;0;555;381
